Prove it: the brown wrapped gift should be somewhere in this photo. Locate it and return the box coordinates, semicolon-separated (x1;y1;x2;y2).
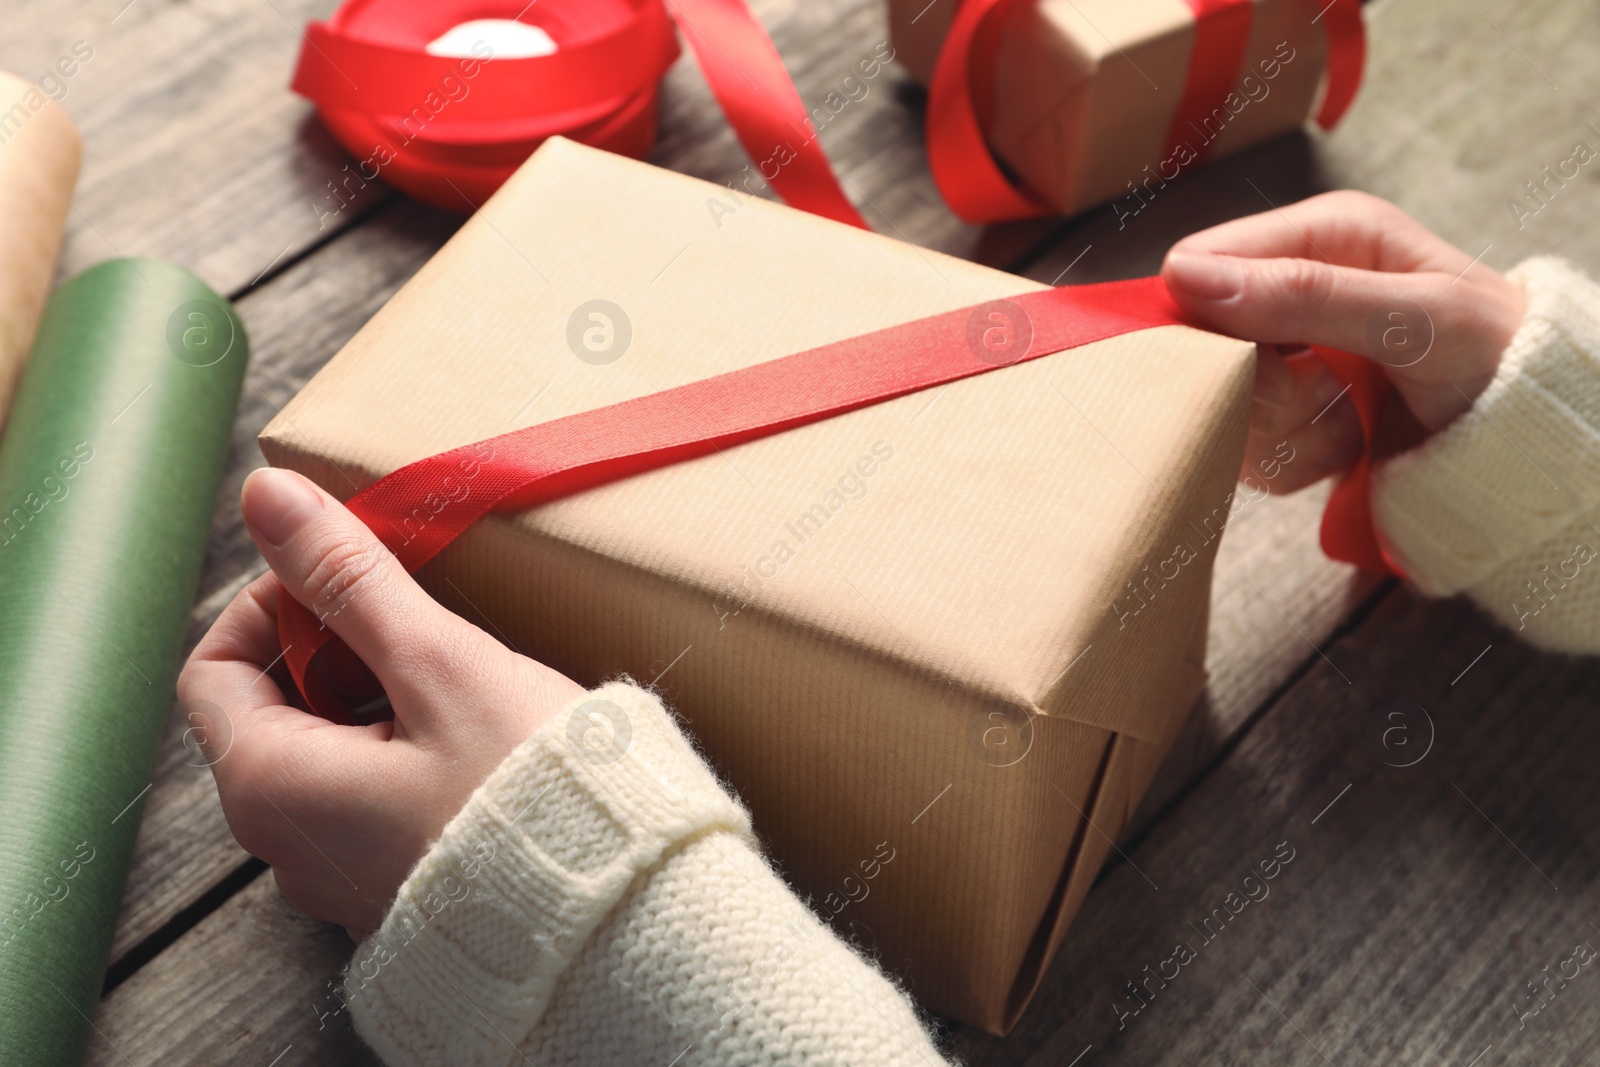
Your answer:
262;138;1254;1033
888;0;1331;217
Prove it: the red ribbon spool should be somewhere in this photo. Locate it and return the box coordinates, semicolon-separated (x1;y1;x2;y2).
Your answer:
293;0;677;211
292;0;869;225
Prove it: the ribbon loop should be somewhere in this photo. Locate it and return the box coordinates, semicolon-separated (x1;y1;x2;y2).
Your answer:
1313;0;1366;128
925;0;1052;222
1311;346;1403;575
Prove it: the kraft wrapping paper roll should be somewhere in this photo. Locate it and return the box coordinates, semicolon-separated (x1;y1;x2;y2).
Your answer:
0;260;247;1066
0;69;81;428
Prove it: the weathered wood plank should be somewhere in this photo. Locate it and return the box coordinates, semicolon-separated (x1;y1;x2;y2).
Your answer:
98;873;377;1067
1316;0;1600;271
948;590;1600;1065
0;0;389;295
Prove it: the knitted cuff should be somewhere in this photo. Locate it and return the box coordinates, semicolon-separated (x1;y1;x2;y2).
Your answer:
1373;257;1600;595
345;682;754;1067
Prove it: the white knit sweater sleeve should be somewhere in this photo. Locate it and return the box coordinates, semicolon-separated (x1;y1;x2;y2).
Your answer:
342;681;949;1067
1373;257;1600;653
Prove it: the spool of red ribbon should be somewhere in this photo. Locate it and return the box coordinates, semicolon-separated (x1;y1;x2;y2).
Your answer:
292;0;867;225
1311;347;1403;576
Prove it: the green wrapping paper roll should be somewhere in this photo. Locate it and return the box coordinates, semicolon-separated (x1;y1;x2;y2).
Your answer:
0;259;246;1066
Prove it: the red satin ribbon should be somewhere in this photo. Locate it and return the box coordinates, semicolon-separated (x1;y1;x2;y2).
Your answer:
1165;0;1257;170
927;0;1367;225
279;276;1394;722
292;0;867;226
1314;0;1366;128
1309;348;1400;575
924;0;1048;220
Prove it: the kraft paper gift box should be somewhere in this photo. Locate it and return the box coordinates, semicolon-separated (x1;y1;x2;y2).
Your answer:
888;0;1331;217
262;137;1254;1032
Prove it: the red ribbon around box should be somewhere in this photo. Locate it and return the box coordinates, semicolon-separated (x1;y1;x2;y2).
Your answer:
285;0;1391;719
279;276;1396;724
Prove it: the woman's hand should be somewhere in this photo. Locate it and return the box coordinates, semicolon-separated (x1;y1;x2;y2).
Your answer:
1162;190;1527;493
177;468;586;938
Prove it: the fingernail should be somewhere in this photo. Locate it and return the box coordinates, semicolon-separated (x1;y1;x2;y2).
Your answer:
243;468;324;547
1166;252;1243;301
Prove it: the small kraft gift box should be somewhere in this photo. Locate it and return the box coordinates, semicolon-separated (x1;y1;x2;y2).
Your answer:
890;0;1347;219
261;137;1255;1033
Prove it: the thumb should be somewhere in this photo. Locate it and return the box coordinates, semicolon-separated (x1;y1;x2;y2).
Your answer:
240;467;478;708
1162;250;1440;362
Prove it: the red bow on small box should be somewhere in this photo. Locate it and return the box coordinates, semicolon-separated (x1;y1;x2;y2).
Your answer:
925;0;1367;223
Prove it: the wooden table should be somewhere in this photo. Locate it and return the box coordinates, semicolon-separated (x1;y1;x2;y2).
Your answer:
6;0;1598;1062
